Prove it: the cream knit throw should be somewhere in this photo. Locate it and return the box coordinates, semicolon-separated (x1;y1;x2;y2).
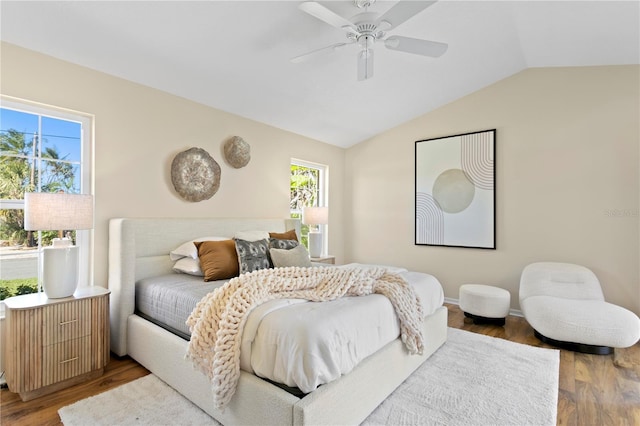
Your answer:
185;266;424;409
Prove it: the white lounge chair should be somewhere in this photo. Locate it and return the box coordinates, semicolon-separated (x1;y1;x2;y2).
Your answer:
519;262;640;354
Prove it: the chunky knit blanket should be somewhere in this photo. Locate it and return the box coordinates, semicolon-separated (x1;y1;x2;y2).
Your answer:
185;266;424;409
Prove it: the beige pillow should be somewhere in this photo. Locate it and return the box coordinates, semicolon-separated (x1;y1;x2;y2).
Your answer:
270;244;312;268
269;229;298;242
195;240;239;282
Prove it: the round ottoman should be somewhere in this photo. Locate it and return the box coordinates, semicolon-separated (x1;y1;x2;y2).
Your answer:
459;284;511;326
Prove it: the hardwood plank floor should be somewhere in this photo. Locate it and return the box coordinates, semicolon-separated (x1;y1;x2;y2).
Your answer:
446;304;640;426
1;355;149;425
1;303;638;425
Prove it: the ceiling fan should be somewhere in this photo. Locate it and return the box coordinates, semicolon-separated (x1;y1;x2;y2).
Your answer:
292;0;448;81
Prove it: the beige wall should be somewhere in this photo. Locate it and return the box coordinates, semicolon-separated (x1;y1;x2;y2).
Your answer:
345;65;640;315
0;42;346;287
2;43;638;318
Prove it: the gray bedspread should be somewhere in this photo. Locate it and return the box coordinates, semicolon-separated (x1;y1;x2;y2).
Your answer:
135;273;227;339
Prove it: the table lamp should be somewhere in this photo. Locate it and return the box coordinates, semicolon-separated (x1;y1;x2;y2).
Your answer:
302;206;328;258
24;192;94;299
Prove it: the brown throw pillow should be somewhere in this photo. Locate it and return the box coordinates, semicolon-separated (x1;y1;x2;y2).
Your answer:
269;229;298;242
195;240;239;282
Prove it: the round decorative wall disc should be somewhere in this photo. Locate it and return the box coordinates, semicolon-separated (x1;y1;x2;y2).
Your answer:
224;136;251;168
171;147;221;202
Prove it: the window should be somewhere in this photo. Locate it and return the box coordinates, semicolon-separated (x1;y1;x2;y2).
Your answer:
290;159;328;249
0;97;93;302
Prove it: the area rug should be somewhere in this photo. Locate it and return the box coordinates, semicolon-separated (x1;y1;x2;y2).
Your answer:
59;328;559;426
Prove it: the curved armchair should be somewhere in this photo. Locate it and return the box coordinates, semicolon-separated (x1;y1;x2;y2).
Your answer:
520;262;640;354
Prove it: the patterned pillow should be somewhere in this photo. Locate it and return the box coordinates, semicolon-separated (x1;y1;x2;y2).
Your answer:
269;238;299;250
234;238;271;274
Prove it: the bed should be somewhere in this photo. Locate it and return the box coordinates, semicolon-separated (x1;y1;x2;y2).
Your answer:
108;217;448;425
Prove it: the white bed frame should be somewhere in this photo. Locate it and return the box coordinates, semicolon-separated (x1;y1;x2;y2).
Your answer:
108;217;447;425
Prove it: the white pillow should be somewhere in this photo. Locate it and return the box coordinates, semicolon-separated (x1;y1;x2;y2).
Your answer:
234;230;270;242
172;257;204;276
170;236;227;260
270;244;312;268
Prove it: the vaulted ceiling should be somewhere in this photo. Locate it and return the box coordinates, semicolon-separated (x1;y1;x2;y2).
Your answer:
1;1;638;148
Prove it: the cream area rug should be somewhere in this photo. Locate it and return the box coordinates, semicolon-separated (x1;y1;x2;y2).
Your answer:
59;328;559;426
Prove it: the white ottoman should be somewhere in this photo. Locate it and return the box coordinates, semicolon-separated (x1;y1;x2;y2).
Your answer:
459;284;511;326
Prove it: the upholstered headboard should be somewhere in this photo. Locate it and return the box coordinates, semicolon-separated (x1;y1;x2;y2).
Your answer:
108;217;300;356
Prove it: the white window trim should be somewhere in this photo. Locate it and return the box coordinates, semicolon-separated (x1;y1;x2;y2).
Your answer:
291;158;328;208
0;96;95;298
291;158;329;255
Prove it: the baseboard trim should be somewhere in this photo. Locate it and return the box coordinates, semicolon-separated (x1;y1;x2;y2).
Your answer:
444;297;523;318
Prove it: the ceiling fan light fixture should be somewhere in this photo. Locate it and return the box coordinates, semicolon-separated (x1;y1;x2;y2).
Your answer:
357;48;374;81
357;34;375;50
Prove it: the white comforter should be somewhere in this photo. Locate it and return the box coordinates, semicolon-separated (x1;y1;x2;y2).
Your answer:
238;266;444;393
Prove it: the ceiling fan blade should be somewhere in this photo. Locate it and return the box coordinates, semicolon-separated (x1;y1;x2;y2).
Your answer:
299;2;356;31
357;49;374;81
384;36;448;57
291;42;352;63
377;1;438;31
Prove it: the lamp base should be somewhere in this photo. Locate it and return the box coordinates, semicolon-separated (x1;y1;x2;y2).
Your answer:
42;245;79;298
308;231;323;258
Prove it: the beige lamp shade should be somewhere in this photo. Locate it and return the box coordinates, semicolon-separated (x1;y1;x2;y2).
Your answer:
302;206;328;226
24;192;94;231
23;192;94;299
302;206;328;258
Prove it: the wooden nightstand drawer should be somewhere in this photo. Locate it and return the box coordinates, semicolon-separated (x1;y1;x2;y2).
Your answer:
3;287;110;401
42;336;92;386
43;299;92;345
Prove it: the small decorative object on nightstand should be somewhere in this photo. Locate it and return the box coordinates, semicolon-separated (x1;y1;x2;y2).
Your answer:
310;255;336;265
24;192;94;299
3;286;110;401
303;206;328;258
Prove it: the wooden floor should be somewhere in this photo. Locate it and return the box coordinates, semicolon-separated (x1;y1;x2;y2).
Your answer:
1;303;638;425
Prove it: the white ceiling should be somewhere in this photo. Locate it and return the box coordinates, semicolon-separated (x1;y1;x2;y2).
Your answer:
1;1;638;148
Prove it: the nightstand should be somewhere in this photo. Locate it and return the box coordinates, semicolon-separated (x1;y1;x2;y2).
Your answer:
3;286;110;401
310;255;336;264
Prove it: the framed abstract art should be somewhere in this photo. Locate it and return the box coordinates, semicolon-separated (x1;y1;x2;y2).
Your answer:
415;129;496;249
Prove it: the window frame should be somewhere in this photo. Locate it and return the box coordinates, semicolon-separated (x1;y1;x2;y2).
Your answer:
290;158;329;253
0;96;95;301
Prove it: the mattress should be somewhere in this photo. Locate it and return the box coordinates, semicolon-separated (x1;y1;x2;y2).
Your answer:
135;265;444;393
135;274;226;339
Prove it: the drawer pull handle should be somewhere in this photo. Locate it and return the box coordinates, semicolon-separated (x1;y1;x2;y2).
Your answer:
60;357;79;364
59;319;78;326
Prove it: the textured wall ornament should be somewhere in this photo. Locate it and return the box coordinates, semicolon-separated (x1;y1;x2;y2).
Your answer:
171;147;221;202
224;136;251;168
